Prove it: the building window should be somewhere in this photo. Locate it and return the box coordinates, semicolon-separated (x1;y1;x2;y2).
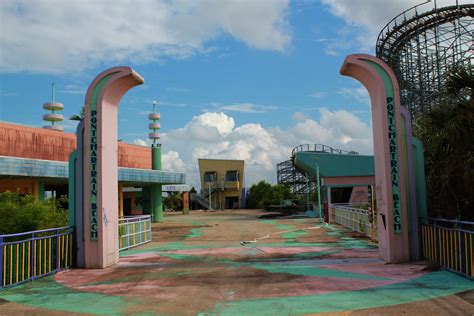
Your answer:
204;171;216;182
225;170;239;181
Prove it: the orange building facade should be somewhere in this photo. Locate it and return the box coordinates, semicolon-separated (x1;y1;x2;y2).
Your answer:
0;122;187;215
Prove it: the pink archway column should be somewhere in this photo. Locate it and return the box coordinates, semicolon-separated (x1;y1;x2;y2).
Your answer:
340;55;410;263
82;67;144;268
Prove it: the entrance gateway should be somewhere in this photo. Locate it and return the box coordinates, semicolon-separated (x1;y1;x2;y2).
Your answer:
341;54;426;263
70;57;425;268
72;67;144;268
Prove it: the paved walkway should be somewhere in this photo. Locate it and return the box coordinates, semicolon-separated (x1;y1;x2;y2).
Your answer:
1;210;473;315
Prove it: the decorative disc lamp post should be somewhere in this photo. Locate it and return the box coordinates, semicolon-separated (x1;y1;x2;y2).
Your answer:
43;83;64;131
149;100;163;222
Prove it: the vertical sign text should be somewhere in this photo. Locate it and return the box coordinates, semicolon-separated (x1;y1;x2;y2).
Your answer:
387;96;402;233
90;109;99;240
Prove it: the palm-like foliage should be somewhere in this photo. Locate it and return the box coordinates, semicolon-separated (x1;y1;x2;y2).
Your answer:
69;106;85;121
414;65;474;220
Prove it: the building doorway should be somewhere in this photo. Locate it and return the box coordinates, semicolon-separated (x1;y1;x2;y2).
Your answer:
225;196;239;209
123;197;132;216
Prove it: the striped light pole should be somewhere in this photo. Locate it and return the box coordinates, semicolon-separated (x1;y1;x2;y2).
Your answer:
149;100;163;223
43;83;64;131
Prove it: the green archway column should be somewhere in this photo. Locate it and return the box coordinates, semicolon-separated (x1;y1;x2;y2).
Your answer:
151;145;163;223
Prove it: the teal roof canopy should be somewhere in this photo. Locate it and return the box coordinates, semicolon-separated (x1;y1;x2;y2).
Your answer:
293;152;374;178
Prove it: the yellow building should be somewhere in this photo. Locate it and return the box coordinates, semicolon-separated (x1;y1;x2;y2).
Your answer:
197;159;244;209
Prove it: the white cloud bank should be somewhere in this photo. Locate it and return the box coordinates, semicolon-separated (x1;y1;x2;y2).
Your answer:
320;0;471;56
134;110;373;189
0;0;290;73
322;0;471;31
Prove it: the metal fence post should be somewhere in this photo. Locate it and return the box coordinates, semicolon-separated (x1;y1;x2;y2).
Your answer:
30;232;35;279
56;229;60;272
0;236;3;287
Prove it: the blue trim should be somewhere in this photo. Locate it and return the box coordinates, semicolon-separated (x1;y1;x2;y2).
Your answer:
0;156;185;185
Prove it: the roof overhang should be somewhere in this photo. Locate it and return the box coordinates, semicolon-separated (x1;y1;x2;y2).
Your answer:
0;156;185;185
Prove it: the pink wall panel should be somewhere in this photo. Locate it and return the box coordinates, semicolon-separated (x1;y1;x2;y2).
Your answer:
0;122;76;162
0;122;151;169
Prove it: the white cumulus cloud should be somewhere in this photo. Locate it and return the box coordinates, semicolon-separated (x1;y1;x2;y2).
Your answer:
134;110;373;189
162;150;186;172
0;0;291;73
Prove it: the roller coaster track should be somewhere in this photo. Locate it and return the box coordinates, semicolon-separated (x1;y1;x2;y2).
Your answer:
376;4;473;62
375;2;473;118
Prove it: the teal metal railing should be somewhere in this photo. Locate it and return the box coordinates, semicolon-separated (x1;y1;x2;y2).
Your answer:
118;215;152;251
329;203;377;240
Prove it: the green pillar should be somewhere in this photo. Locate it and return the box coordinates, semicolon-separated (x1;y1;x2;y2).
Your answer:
412;137;427;219
151;145;163;223
38;181;45;202
68;150;77;227
142;186;152;215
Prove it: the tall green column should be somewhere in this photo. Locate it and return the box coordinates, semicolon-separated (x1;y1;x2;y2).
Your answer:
38;181;45;202
68;150;77;226
151;145;163;223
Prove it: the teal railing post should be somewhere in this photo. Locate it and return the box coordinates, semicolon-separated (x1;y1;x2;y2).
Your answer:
316;164;322;221
306;174;310;212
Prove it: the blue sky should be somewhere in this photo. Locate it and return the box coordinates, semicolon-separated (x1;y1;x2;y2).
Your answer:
0;0;460;188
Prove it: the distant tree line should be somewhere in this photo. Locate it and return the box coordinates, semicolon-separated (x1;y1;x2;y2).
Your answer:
414;65;473;221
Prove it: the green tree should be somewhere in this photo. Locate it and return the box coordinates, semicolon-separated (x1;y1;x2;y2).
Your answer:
413;65;474;220
246;181;272;209
246;181;294;209
269;184;294;205
0;192;69;234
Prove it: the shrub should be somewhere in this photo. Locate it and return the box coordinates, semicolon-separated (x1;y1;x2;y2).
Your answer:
0;191;69;235
164;193;183;211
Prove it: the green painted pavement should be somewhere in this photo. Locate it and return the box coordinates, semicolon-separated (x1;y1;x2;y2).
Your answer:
83;270;195;287
275;224;294;230
187;228;204;238
293;250;341;259
120;242;227;256
261;220;312;241
153;252;389;281
203;271;474;315
0;276;142;315
281;230;308;240
248;263;390;280
120;224;375;257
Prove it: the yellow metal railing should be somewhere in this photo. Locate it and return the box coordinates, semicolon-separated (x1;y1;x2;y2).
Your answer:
1;227;74;288
421;218;473;278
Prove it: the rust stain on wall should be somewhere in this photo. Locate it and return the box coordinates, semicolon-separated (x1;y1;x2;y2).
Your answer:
0;122;151;169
